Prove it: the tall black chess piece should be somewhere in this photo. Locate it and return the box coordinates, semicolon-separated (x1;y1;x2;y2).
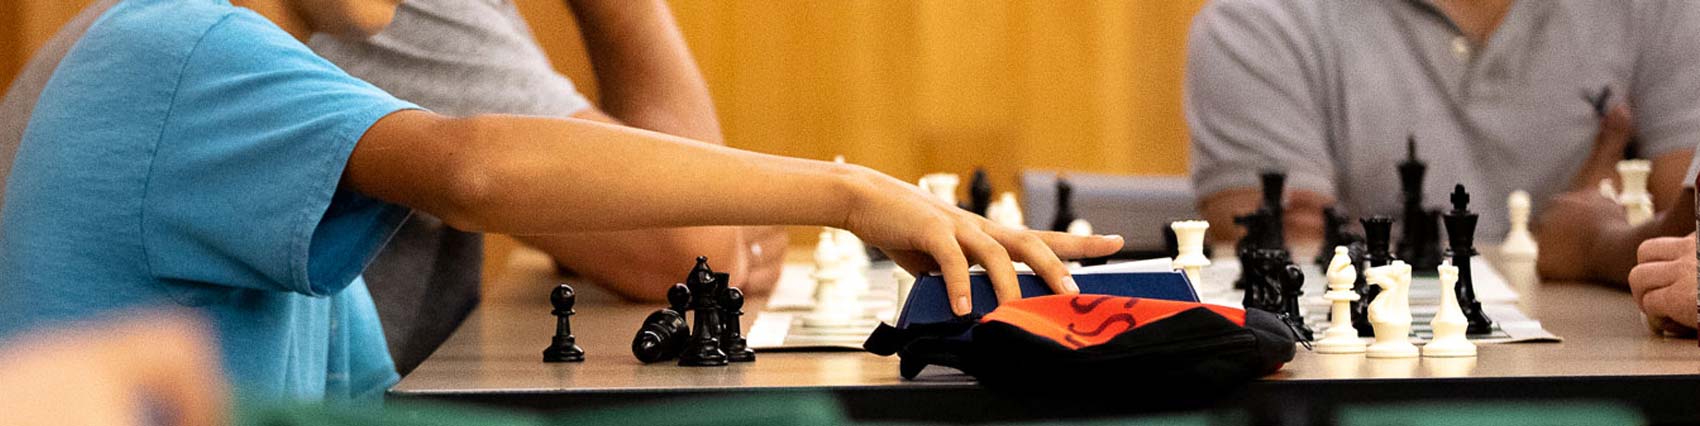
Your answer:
1315;206;1364;266
1395;137;1443;273
969;168;994;216
1442;185;1495;335
1275;262;1312;341
679;257;729;366
1049;176;1076;232
543;283;586;363
719;287;756;362
1354;216;1394;337
1258;171;1288;251
1232;211;1274;290
632;283;692;363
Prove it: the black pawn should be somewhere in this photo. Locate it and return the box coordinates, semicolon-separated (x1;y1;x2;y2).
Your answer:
632;283;692;363
968;168;994;216
1442;184;1495;335
1049;176;1077;232
1354;216;1394;337
679;257;729;366
544;283;585;363
719;287;755;362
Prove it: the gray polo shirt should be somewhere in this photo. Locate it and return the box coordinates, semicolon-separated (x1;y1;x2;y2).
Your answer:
1185;0;1700;240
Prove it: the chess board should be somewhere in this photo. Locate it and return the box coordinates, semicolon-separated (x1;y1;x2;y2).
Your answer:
748;262;903;350
1194;256;1559;344
749;255;1559;351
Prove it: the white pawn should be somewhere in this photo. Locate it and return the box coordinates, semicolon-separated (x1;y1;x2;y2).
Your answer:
987;192;1027;229
919;173;961;206
1616;159;1654;225
1424;262;1477;357
1500;190;1539;297
1365;261;1417;358
1501;191;1538;259
1066;219;1093;236
803;229;860;326
1169;221;1211;286
832;228;871;298
1315;246;1366;354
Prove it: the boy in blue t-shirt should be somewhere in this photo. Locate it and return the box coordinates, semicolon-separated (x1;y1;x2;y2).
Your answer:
0;0;1123;402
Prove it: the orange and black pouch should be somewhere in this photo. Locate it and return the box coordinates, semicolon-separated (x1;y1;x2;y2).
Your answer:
864;295;1297;393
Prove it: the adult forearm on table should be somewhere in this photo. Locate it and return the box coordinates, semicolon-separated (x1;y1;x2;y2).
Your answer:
517;226;746;301
349;112;861;234
566;0;721;144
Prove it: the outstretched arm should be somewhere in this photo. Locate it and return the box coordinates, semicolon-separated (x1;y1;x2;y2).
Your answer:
348;111;1124;314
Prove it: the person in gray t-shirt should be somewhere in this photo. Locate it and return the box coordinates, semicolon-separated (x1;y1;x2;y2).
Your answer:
1186;0;1700;285
306;0;785;374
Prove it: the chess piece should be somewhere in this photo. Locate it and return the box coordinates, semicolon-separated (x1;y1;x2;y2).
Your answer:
1353;216;1394;336
893;267;917;324
1170;220;1211;285
1441;185;1494;335
1066;219;1092;236
719;287;755;362
920;173;961;205
632;283;692;363
1232;210;1276;290
679;257;729;366
1616;159;1654;225
1316;247;1367;354
1315;206;1364;267
1424;262;1478;357
1242;248;1291;313
1396;136;1443;273
969;168;993;216
1501;191;1539;259
803;230;864;327
1365;261;1417;358
987;192;1026;229
1258;171;1288;251
831;228;871;298
1050;176;1077;232
1275;262;1311;341
543;283;586;363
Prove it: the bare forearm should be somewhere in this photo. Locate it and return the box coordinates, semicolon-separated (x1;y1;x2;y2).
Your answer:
348;111;861;234
518;227;744;301
566;0;721;144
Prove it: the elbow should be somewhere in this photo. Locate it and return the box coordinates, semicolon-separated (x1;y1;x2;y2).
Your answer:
431;117;509;233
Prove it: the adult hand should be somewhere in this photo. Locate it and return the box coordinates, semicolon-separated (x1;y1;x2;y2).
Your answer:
1536;102;1636;283
1628;233;1698;335
837;166;1124;315
0;310;229;426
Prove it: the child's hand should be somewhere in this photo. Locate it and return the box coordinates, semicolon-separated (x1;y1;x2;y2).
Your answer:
836;166;1124;315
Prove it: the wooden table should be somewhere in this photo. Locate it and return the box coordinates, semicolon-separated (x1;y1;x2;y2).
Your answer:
393;249;1700;424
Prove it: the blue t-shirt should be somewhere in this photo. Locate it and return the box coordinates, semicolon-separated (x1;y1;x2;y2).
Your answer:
0;0;417;402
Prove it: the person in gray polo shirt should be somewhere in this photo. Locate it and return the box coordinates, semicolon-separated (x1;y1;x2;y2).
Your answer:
1185;0;1700;286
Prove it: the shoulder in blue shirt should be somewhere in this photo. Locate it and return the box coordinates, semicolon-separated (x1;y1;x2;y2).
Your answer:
0;0;418;402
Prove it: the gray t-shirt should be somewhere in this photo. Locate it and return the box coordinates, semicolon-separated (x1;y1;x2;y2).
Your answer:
1185;0;1700;239
307;0;591;374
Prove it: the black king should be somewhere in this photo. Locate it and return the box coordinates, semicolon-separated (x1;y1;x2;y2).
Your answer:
1396;136;1444;274
1441;184;1495;335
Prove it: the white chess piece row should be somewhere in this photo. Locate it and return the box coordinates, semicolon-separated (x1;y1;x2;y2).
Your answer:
1316;248;1476;358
